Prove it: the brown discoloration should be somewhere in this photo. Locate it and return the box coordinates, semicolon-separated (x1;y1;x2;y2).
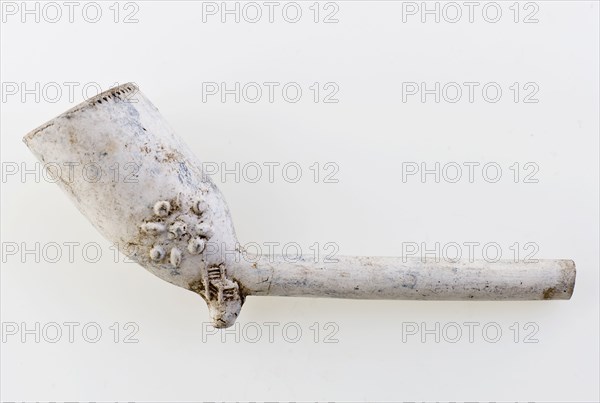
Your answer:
189;278;205;294
153;146;182;164
560;259;577;299
543;287;556;299
232;277;249;304
162;151;178;163
68;128;77;145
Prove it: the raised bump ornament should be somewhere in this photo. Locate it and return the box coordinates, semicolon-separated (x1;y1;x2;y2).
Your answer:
23;83;576;328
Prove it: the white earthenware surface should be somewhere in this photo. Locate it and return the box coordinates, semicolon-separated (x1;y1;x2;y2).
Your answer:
1;2;598;402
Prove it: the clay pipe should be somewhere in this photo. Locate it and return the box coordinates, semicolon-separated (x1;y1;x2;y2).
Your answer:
23;83;576;328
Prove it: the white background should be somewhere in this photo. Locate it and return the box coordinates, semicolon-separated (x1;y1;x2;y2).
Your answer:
1;1;598;401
